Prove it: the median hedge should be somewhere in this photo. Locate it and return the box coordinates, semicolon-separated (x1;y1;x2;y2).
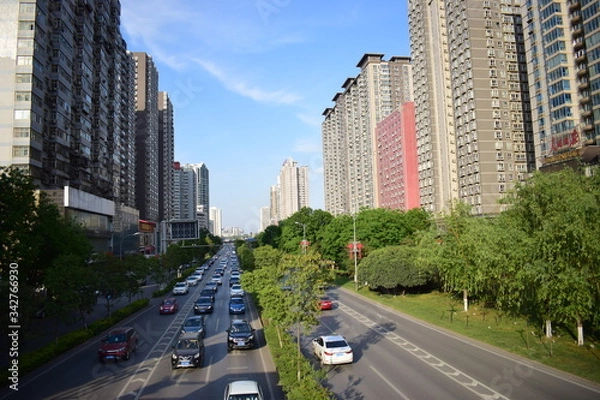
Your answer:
262;320;332;399
2;298;148;388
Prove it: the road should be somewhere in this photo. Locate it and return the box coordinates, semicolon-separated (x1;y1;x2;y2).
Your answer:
1;254;285;400
302;288;600;400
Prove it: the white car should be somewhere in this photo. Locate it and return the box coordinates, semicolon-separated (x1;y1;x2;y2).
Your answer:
312;334;353;365
223;380;264;400
211;274;223;285
186;275;200;286
172;281;189;295
229;284;245;297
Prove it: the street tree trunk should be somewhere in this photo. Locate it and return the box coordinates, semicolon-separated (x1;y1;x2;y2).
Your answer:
577;319;584;346
463;289;468;312
545;319;552;338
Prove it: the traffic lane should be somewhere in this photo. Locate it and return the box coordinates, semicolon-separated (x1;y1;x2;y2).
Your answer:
0;282;203;400
126;280;283;399
334;288;600;400
307;311;483;400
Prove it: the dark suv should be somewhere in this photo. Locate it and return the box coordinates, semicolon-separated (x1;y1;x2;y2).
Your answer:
171;332;205;369
98;327;138;362
226;319;256;351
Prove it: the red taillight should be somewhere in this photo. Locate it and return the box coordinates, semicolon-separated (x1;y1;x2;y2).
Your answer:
345;349;353;354
323;351;334;356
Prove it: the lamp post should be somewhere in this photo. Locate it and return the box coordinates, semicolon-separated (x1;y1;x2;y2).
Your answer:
119;232;142;260
352;213;358;291
295;221;307;255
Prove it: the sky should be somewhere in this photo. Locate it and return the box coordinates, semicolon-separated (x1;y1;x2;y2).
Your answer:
120;0;410;233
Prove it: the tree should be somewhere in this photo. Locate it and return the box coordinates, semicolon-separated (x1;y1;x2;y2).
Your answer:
45;254;97;333
501;168;600;344
256;224;282;248
358;245;433;294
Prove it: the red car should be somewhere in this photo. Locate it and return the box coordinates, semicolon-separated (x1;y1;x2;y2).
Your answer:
319;296;333;310
98;327;138;362
159;298;179;314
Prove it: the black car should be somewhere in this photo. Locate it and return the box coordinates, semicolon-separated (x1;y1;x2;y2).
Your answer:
171;332;204;369
200;288;215;302
181;315;206;338
194;296;214;314
227;319;256;351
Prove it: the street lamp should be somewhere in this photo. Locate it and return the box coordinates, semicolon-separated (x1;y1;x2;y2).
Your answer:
352;213;358;291
119;232;142;260
295;221;307;255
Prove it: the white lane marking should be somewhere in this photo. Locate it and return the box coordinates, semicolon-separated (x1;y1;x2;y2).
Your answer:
369;365;411;400
338;303;510;400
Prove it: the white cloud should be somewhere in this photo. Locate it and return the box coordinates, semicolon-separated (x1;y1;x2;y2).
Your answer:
193;58;301;105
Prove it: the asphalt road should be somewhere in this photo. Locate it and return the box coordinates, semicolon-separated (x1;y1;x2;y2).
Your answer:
1;256;285;400
302;288;600;400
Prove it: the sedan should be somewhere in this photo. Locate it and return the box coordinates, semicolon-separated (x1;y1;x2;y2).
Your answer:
205;281;218;293
194;296;214;314
186;275;200;286
318;296;333;310
211;274;223;285
312;334;353;365
229;284;245;297
228;297;246;314
172;281;189;295
181;315;206;338
200;288;215;302
159;298;179;315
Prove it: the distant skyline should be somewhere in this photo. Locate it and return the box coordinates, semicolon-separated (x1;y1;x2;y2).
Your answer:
120;0;410;232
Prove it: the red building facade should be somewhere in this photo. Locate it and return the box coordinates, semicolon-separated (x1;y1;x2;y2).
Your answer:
375;102;420;211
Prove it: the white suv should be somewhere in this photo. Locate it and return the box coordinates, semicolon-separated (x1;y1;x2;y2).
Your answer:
173;281;189;295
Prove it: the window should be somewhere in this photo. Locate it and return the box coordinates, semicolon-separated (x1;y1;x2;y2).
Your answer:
15;92;31;102
16;56;32;65
16;73;31;83
12;146;29;157
14;109;30;119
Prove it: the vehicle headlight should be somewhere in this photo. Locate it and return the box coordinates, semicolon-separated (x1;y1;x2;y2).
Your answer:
171;353;178;359
193;353;200;359
248;335;254;341
117;346;126;352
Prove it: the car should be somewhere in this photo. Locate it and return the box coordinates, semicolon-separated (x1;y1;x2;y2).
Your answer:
98;327;138;362
173;281;189;295
215;268;225;276
229;284;245;297
312;334;353;365
194;296;214;314
181;315;206;338
318;295;333;310
159;298;179;314
186;275;200;286
200;288;215;302
205;281;218;293
171;332;205;369
226;319;256;351
223;380;264;400
228;297;246;314
211;274;223;285
229;276;241;287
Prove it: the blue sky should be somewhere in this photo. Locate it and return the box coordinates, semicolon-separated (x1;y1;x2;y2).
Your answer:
120;0;410;233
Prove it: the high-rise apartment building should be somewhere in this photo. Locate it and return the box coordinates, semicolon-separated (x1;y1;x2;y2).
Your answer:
158;92;174;222
132;51;160;222
522;0;600;170
0;0;138;251
376;103;420;210
408;0;536;216
184;163;210;230
259;206;272;232
277;158;309;220
172;162;196;220
322;54;413;215
209;206;222;237
269;184;280;222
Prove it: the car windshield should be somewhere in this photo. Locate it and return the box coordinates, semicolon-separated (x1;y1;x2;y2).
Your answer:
227;395;260;400
176;283;186;287
107;333;126;343
230;298;244;305
184;319;201;327
197;297;211;304
231;323;251;333
326;340;348;348
163;300;174;305
177;339;199;349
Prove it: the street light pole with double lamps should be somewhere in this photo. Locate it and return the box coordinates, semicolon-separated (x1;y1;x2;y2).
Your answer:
119;232;142;260
295;221;307;255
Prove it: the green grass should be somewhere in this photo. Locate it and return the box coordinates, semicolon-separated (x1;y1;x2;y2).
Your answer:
334;277;600;384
